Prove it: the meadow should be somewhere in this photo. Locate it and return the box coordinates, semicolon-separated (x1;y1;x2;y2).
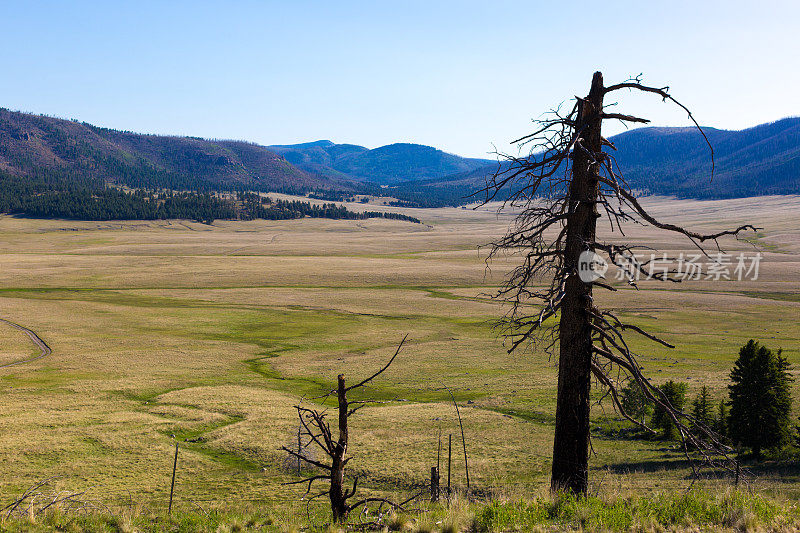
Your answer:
0;195;799;525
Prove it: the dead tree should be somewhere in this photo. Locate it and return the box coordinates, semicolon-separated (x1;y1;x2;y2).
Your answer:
282;336;415;523
1;477;100;519
483;71;756;495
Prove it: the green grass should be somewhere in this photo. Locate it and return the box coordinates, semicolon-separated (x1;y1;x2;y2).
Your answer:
1;489;796;532
473;490;792;532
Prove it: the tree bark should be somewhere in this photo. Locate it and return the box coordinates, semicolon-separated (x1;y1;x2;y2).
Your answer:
330;374;348;521
550;71;604;495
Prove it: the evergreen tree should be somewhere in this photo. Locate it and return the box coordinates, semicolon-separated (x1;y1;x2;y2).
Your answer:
692;386;714;427
620;380;653;426
651;380;688;440
728;340;793;459
715;400;728;441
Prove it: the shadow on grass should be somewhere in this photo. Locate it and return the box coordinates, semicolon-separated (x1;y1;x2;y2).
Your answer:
605;456;800;483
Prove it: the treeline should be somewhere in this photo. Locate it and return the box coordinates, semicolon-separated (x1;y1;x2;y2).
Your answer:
237;194;420;223
309;179;479;208
0;172;420;224
386;181;477;208
0;172;232;222
616;340;794;460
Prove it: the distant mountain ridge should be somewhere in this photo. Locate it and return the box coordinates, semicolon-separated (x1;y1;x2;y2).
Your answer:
269;140;493;185
1;108;798;209
0;109;490;195
408;117;800;201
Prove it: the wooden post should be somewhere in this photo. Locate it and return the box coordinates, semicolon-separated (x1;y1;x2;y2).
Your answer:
437;428;441;474
168;442;179;514
461;422;470;492
447;434;452;497
297;426;302;476
430;466;440;503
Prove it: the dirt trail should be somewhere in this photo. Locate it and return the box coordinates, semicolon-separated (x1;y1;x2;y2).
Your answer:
0;318;52;368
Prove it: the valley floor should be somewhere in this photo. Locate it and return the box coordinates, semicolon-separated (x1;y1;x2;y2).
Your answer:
0;196;799;520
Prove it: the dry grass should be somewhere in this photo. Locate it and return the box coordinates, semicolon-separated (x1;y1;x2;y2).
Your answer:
0;321;39;366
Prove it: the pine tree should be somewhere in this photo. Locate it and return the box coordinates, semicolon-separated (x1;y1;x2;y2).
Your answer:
728;340;793;459
715;400;728;441
692;386;714;427
651;380;688;440
620;381;653;426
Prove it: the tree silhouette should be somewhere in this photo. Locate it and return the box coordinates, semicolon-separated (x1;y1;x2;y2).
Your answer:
483;71;754;494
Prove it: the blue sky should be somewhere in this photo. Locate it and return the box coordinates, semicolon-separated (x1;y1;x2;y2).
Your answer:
1;1;797;158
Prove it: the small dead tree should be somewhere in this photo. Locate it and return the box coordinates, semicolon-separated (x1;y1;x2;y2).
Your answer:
282;336;414;523
483;71;755;495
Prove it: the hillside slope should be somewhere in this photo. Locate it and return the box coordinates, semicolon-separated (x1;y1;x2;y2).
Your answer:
0;109;345;192
611;117;800;197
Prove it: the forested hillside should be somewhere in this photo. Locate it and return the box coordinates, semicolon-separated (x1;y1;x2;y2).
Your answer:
0;171;420;224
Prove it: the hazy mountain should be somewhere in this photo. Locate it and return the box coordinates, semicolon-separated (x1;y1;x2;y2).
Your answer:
269;140;493;185
268;140;368;181
409;117;800;202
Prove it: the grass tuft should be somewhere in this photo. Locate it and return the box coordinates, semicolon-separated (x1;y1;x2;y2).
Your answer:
472;489;792;532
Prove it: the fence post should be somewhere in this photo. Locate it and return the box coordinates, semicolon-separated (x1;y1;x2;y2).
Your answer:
430;466;440;503
169;442;179;514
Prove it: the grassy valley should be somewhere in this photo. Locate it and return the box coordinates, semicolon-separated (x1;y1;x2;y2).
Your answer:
0;196;799;529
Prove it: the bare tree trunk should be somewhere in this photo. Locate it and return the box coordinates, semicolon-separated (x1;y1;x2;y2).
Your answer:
330;374;348;521
550;71;604;495
484;70;751;494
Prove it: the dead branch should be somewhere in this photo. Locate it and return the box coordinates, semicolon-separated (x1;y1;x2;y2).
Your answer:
1;478;102;520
